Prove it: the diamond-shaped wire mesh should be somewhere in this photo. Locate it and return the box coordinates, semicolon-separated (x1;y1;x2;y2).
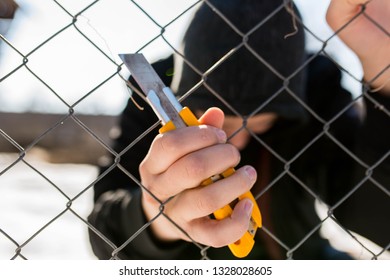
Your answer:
0;0;389;260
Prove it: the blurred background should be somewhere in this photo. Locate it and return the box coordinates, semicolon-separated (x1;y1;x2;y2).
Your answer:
1;0;385;260
0;0;363;116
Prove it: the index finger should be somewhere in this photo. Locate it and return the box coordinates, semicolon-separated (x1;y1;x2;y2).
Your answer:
141;125;227;175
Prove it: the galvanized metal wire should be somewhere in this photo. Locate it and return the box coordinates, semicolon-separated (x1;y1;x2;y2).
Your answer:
0;0;388;260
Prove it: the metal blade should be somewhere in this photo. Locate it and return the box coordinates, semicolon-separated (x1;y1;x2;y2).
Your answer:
119;53;186;128
119;53;166;96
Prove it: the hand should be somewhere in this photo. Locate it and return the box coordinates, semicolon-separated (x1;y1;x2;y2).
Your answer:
327;0;390;93
139;107;257;247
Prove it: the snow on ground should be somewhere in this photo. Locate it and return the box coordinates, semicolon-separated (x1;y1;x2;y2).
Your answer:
0;153;97;259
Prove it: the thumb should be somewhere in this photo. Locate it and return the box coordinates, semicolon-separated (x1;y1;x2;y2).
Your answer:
197;107;225;129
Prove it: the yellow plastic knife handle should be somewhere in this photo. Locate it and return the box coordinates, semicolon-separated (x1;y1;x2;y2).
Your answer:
160;106;262;258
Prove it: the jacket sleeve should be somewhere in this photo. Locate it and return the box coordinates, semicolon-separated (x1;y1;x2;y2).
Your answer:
87;188;193;259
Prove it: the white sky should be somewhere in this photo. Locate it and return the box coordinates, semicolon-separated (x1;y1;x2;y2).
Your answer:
0;0;362;115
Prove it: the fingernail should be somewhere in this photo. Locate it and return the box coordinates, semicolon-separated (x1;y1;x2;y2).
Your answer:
216;129;227;143
244;166;257;181
244;200;253;216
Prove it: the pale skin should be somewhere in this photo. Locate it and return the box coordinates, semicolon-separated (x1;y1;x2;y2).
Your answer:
141;110;276;246
327;0;390;93
140;0;389;247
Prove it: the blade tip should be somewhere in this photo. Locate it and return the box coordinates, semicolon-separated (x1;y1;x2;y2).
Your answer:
118;53;133;62
118;53;144;61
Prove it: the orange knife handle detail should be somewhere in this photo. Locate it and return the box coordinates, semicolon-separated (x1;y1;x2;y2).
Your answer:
159;107;199;133
159;106;262;258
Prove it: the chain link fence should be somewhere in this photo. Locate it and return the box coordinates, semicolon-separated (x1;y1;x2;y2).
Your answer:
0;0;389;260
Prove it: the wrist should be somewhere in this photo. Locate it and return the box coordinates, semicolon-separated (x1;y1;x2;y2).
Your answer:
141;193;183;243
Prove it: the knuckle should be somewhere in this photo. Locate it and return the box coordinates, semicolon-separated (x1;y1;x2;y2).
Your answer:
142;189;160;205
198;126;215;143
194;193;215;215
139;159;147;175
225;144;241;165
141;178;157;196
209;238;226;248
158;133;181;154
184;156;207;179
139;162;159;193
141;176;168;201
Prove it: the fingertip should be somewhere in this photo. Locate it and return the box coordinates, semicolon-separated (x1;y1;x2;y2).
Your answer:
230;198;254;223
198;107;225;128
243;165;257;182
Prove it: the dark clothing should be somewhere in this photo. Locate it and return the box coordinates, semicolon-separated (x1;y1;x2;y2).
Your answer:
175;0;306;121
87;55;389;259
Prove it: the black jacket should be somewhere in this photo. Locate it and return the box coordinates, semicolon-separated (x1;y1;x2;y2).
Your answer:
88;55;389;260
